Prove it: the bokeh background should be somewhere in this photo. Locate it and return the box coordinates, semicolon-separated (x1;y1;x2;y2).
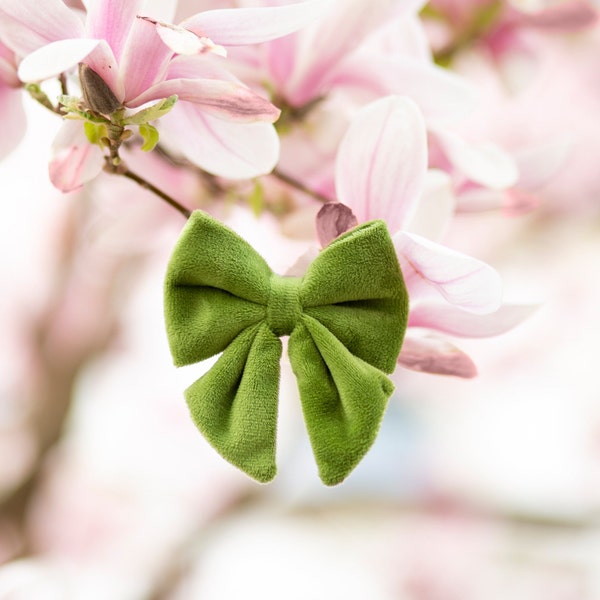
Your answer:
1;1;600;598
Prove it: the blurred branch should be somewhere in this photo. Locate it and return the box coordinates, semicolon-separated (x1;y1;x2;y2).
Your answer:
271;168;332;204
146;487;262;600
153;144;309;217
0;196;146;559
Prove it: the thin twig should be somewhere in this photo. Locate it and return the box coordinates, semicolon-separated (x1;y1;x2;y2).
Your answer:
101;131;192;218
120;167;192;219
271;168;332;204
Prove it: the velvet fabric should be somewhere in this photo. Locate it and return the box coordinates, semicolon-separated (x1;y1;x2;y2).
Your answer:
164;211;409;485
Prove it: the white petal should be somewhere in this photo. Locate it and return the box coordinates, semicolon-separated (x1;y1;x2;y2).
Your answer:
0;0;85;56
405;169;455;241
139;17;226;57
285;246;320;277
434;129;519;189
335;96;427;233
397;334;477;378
142;0;178;23
394;231;503;314
159;102;279;179
182;0;334;46
18;38;101;82
513;141;571;190
361;15;432;61
330;56;477;122
408;303;538;338
164;53;237;82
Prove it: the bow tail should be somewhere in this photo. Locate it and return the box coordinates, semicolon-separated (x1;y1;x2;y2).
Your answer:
184;322;282;483
289;316;395;486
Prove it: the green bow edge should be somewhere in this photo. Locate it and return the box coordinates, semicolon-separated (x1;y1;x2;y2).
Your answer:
164;211;409;485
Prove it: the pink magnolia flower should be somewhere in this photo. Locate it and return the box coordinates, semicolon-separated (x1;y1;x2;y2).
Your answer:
0;0;329;189
432;15;600;216
326;96;534;377
215;0;472;118
213;0;521;212
0;40;25;159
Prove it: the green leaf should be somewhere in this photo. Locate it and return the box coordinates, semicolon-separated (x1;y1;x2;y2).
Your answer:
139;123;160;152
122;95;178;126
84;121;108;145
248;180;264;217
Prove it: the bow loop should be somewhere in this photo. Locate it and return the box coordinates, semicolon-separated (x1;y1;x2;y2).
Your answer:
164;211;409;485
164;211;271;365
300;220;408;372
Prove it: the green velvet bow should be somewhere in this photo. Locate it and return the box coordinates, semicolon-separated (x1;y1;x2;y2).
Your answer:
164;211;409;485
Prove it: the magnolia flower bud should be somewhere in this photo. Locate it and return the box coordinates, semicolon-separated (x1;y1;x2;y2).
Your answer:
78;63;121;115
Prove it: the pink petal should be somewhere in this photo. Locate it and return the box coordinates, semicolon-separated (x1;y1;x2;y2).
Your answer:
49;121;104;192
265;33;298;93
0;41;19;87
280;0;399;104
0;0;85;56
0;84;26;159
397;335;477;378
329;56;476;122
117;14;174;103
434;129;519;189
83;0;144;61
394;231;503;314
17;38;100;82
408;303;538;338
181;0;333;46
335;96;427;233
502;189;542;216
159;102;279;179
315;202;358;247
131;78;280;123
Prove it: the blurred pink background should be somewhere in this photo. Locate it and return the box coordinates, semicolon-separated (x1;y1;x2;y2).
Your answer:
1;1;600;598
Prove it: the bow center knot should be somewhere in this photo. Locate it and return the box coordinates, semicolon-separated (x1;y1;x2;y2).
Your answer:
267;275;302;336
